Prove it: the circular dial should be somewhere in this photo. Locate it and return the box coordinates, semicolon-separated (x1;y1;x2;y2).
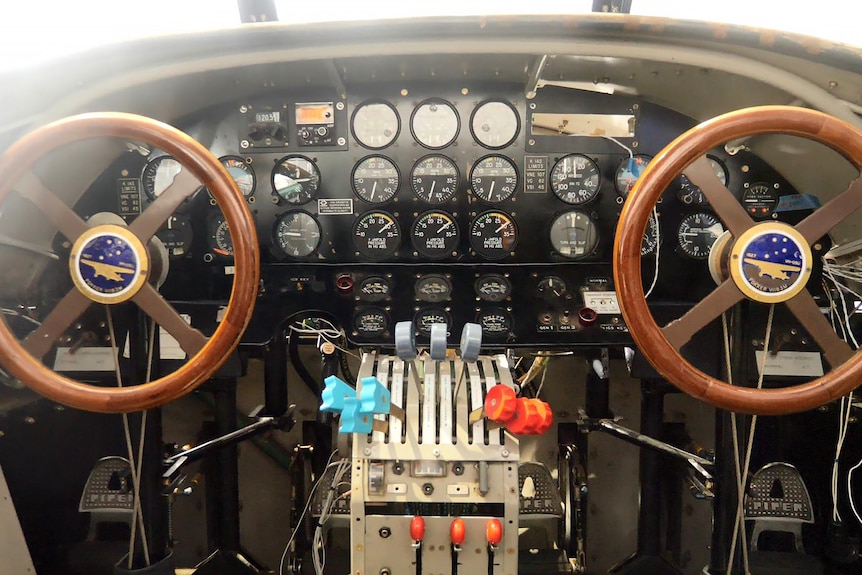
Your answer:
272;155;320;205
470;100;519;149
353;307;390;336
549;211;599;259
537;276;567;299
351;100;400;149
410;99;459;149
411;211;459;259
550;154;601;205
353;211;401;259
614;155;651;197
477;309;512;337
641;213;660;256
475;274;511;302
469;211;518;259
357;276;391;302
414;308;451;335
677;212;725;259
415;274;453;303
352;156;400;204
218;155;255;199
155;214;193;258
142;156;183;201
677;156;728;205
273;211;321;258
208;214;233;257
470;155;518;203
410;155;459;204
742;183;779;219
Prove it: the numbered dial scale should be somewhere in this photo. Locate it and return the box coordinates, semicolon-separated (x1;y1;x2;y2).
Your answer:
353;211;402;259
352;156;400;204
677;212;724;259
470;155;518;203
411;211;460;259
469;211;518;259
272;155;320;205
550;154;601;205
272;211;321;258
411;155;459;204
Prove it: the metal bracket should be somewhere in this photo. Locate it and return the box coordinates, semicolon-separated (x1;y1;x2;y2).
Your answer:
525;55;550;99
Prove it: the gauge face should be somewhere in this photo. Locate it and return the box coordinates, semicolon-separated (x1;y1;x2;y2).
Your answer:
410;155;459;204
550;154;601;205
219;156;255;198
641;213;660;256
352;156;400;204
537;276;567;299
677;212;724;259
353;211;401;258
273;211;321;258
475;274;512;302
677;156;728;205
352;101;400;149
414;308;451;335
469;211;517;259
470;155;518;203
614;155;651;197
272;155;320;205
477;309;512;337
353;307;390;336
142;156;183;201
155;214;193;258
549;211;599;259
410;99;459;149
742;183;779;219
415;274;452;303
208;214;233;257
357;276;391;302
470;100;519;149
411;211;459;259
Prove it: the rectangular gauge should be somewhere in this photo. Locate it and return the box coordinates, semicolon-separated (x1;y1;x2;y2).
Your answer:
295;102;337;146
295;102;334;125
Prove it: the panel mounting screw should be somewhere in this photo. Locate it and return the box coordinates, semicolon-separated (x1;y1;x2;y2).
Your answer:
240;139;250;149
363;447;372;456
501;449;510;458
239;105;248;113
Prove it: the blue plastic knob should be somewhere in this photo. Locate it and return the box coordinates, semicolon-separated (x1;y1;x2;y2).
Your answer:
395;321;417;360
430;323;447;361
339;397;373;434
320;375;354;413
459;323;482;363
359;376;391;415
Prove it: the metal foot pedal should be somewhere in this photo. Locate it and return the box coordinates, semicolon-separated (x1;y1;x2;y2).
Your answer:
744;462;813;553
79;456;134;514
519;462;563;518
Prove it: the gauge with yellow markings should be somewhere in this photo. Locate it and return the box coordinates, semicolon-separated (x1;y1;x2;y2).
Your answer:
411;211;459;259
207;213;233;258
353;211;401;259
469;210;517;259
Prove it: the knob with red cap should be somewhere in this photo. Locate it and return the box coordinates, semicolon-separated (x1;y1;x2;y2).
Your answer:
410;515;425;543
486;518;503;547
506;397;541;435
532;399;554;434
484;384;517;423
450;517;466;547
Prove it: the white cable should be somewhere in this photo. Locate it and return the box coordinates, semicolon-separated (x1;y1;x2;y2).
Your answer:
848;455;862;526
644;207;661;299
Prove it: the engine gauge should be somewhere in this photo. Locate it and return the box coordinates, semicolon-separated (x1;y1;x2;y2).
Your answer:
353;211;401;259
641;213;660;257
218;155;256;199
550;154;601;205
352;155;400;204
477;309;512;337
353;307;390;336
677;156;728;205
410;98;459;149
415;274;453;303
742;183;779;219
549;211;599;259
272;155;320;205
357;276;391;302
614;155;651;197
677;212;724;259
470;100;519;149
410;155;459;204
470;155;518;203
142;156;184;201
475;274;512;302
155;214;193;258
414;307;451;335
411;211;459;259
207;214;233;257
273;211;321;258
469;211;518;259
351;100;400;149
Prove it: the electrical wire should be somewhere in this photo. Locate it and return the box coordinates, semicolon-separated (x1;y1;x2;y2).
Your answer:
643;207;661;299
312;459;351;575
847;455;862;526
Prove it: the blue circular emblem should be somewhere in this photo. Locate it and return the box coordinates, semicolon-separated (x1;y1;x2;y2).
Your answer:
739;231;805;295
77;234;139;296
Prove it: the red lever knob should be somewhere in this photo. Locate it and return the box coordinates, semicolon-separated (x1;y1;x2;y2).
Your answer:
450;518;466;546
506;397;541;435
533;399;554;435
484;384;517;423
486;518;503;546
410;515;425;542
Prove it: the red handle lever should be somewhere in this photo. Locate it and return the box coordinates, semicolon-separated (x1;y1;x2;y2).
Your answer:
410;515;426;542
450;517;466;546
486;518;503;546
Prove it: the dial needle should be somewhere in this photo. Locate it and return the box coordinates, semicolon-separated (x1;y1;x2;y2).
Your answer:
487;181;496;201
495;223;509;233
429;180;436;198
437;221;452;234
379;221;393;233
370;181;377;201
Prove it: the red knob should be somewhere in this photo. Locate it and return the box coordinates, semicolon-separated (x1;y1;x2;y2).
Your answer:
506;398;541;435
578;307;598;327
486;518;503;546
410;515;425;542
533;399;554;435
450;518;466;546
484;385;517;423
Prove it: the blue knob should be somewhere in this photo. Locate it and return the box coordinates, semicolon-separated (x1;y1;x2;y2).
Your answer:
339;396;373;434
320;375;354;413
359;376;391;415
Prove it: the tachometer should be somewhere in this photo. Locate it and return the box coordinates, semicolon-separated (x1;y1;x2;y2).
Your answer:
614;155;651;197
677;156;728;205
549;210;599;259
155;214;193;258
470;155;518;203
410;155;459;204
272;155;320;205
470;99;519;149
411;211;459;259
469;210;517;259
273;211;321;258
351;100;400;149
550;154;601;205
741;182;779;219
410;99;459;149
352;155;400;204
353;211;401;259
142;156;183;201
677;212;724;259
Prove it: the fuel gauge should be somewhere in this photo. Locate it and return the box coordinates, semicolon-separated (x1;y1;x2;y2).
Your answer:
414;307;451;335
415;274;452;302
475;274;512;302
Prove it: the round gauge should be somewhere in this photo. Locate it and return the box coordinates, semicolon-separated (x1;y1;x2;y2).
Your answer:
641;213;660;257
357;276;391;302
414;308;451;335
677;212;725;259
411;211;459;259
677;156;728;205
273;211;321;258
415;274;453;303
475;274;512;302
477;309;512;337
410;155;459;204
410;99;459;149
470;100;519;149
155;214;193;258
142;156;183;201
353;211;402;259
614;155;651;197
550;154;601;205
537;276;567;299
469;210;518;259
272;155;320;205
351;100;400;149
352;155;400;204
470;155;518;203
219;155;256;199
353;307;390;336
742;183;779;219
549;211;599;259
208;214;233;257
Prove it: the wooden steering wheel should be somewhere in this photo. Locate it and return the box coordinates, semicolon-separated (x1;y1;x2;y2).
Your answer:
615;106;862;415
0;113;259;413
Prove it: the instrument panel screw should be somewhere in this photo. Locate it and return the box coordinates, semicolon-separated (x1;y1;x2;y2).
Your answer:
337;137;346;146
239;105;248;113
501;449;510;458
240;139;250;149
363;447;372;456
432;449;441;457
24;417;35;424
336;102;345;111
